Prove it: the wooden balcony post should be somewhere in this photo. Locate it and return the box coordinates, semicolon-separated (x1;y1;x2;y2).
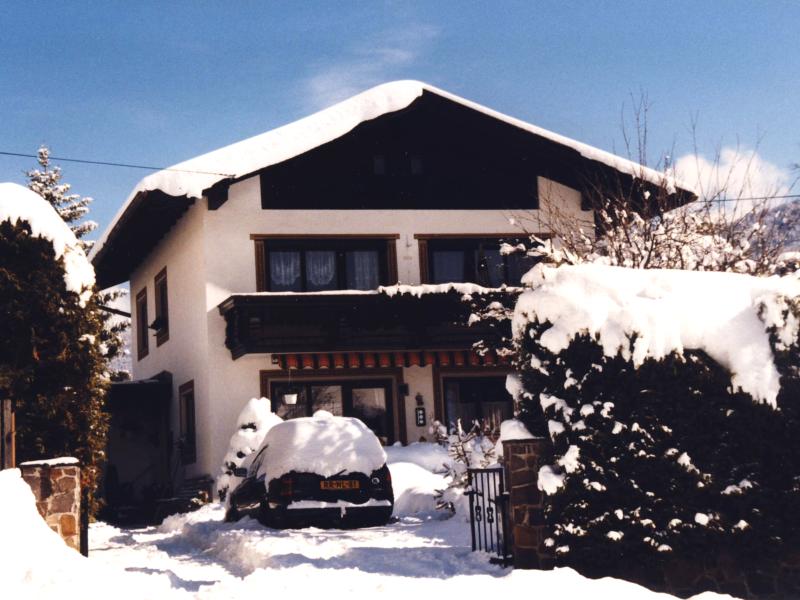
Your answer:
1;398;15;469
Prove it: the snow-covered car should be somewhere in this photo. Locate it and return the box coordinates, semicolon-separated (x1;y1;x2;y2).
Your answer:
225;411;394;528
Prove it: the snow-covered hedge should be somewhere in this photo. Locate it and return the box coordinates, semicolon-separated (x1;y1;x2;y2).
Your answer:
512;263;800;574
216;397;282;503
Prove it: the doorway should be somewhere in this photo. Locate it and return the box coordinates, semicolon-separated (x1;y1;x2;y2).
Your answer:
442;375;513;435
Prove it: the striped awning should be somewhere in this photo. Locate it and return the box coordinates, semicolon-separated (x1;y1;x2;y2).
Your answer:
273;350;511;371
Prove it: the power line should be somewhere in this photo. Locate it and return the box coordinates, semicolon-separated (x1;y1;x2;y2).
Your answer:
710;194;800;203
1;148;796;204
0;150;234;177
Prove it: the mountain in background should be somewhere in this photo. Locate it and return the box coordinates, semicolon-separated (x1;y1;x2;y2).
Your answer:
765;198;800;252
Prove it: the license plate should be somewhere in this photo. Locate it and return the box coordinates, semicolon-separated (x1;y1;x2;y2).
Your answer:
320;480;360;490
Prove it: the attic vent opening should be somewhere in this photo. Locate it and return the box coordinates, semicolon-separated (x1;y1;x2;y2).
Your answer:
373;155;386;176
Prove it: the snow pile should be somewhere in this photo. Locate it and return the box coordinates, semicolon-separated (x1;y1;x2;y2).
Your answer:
384;442;453;473
494;418;535;458
217;397;282;503
258;411;387;480
0;469;178;599
387;462;448;517
92;500;734;600
0;468;83;587
513;263;800;407
384;444;457;517
0;182;95;305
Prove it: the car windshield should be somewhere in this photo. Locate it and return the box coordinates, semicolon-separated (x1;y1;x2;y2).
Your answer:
249;445;268;477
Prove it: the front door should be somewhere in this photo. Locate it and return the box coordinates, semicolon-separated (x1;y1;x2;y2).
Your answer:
443;376;513;435
270;379;395;444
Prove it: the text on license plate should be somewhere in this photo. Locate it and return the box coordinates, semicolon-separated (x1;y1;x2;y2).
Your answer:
320;480;360;490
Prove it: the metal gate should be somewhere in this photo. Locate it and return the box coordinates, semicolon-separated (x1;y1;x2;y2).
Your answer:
466;467;512;566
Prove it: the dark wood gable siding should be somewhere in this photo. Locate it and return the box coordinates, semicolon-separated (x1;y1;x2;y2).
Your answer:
259;91;630;211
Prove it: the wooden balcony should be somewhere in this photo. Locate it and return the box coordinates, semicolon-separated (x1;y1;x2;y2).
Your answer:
217;287;517;359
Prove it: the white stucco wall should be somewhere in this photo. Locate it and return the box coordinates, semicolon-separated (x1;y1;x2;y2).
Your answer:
128;173;588;479
128;200;211;478
402;365;436;443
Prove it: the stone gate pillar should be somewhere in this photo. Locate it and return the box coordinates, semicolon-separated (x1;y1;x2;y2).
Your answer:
503;438;554;570
19;457;81;552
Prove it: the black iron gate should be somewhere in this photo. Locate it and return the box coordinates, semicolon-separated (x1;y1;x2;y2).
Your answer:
467;467;512;566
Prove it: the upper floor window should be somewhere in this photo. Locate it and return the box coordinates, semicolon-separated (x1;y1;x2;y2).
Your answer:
135;287;148;360
421;237;537;287
253;236;398;292
153;267;169;346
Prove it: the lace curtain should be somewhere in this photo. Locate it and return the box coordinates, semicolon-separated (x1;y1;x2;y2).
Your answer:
306;251;336;289
346;250;379;290
270;251;300;290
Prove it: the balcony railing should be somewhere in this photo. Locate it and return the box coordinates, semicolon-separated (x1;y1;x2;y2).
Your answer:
216;284;517;359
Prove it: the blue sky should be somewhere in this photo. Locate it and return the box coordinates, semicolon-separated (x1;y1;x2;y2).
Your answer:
1;1;798;234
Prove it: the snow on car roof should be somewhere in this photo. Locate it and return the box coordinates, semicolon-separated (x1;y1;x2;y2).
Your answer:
257;411;388;480
90;80;692;263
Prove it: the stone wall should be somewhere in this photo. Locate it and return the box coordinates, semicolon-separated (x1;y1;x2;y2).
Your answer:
20;457;81;552
640;552;800;599
502;438;554;570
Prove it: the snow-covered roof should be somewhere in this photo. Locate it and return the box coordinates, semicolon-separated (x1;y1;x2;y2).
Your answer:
90;80;692;264
513;263;800;407
0;182;95;305
258;410;387;480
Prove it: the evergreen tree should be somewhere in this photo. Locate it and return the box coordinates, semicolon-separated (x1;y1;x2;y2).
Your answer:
25;146;97;245
513;279;800;586
26;146;130;380
0;187;109;515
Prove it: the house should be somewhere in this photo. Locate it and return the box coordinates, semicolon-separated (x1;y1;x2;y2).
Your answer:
90;81;691;501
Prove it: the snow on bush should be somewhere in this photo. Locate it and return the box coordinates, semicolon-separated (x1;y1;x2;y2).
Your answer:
512;261;800;576
428;420;500;517
258;411;387;480
216;397;282;503
514;263;800;406
0;182;95;305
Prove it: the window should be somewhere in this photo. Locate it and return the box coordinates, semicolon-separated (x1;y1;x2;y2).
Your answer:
269;379;394;444
135;287;148;360
255;237;397;292
154;267;169;346
425;238;537;287
178;381;196;464
443;376;513;435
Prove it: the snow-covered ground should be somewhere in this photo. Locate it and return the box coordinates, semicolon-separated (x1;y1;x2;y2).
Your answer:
4;444;734;599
